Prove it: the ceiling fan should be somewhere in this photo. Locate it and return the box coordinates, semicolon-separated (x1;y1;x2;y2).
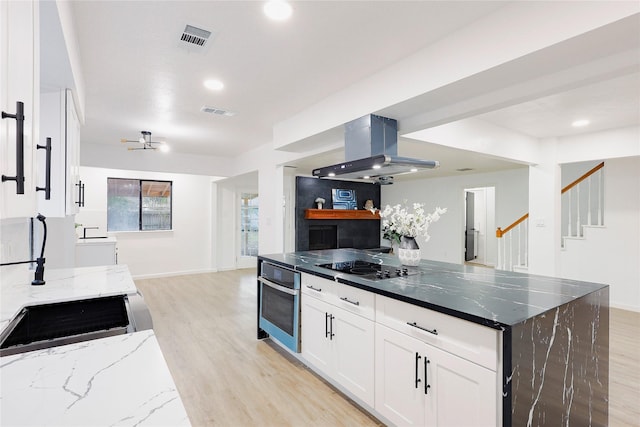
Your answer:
121;131;169;152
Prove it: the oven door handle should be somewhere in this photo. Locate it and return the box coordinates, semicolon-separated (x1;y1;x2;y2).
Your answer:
259;277;298;296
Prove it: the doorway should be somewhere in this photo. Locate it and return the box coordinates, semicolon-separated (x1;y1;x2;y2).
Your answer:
463;187;496;267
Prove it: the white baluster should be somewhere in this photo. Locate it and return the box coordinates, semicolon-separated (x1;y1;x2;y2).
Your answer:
517;224;521;267
576;182;581;237
598;168;602;225
497;236;501;270
508;233;513;271
524;219;528;267
587;175;592;226
567;188;572;237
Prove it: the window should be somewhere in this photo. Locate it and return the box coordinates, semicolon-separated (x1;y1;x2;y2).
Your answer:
107;178;172;231
240;193;258;257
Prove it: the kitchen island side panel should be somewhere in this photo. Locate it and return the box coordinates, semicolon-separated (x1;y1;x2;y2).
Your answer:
508;287;609;426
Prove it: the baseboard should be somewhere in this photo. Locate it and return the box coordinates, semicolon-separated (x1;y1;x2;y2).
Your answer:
610;302;640;313
132;268;218;280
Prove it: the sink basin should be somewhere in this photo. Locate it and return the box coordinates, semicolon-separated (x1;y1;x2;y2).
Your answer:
0;296;130;357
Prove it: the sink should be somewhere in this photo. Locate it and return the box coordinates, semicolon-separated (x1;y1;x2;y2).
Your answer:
0;296;130;356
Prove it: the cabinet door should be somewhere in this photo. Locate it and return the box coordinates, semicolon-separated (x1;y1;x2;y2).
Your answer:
333;307;375;407
37;90;65;217
65;90;80;215
0;0;37;219
375;323;426;426
424;344;497;427
301;295;333;376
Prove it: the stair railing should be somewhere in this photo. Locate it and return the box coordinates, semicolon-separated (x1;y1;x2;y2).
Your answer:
496;214;528;271
496;161;605;271
562;162;604;240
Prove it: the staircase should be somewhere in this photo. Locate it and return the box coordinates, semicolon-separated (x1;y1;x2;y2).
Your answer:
496;162;605;272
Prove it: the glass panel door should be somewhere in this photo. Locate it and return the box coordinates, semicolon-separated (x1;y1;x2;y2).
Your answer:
240;193;259;257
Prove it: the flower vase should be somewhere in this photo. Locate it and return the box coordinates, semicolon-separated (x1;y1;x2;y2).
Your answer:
397;236;421;266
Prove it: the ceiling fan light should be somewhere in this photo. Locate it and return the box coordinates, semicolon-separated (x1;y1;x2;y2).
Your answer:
159;144;170;153
139;137;146;144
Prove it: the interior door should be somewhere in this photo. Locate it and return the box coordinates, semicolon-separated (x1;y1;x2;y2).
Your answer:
465;192;475;262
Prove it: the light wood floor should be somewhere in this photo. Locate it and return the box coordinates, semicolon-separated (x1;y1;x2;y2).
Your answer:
136;269;640;427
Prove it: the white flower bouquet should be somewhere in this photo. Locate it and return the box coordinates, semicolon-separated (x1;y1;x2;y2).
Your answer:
380;202;447;244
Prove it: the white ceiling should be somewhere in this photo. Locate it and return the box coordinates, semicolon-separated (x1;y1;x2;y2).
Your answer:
69;1;640;176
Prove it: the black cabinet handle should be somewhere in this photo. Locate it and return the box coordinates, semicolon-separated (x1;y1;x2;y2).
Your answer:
340;296;360;306
407;322;438;335
36;137;52;200
75;180;85;207
306;285;322;292
325;312;330;338
415;352;422;388
2;101;25;194
424;357;431;394
329;314;335;340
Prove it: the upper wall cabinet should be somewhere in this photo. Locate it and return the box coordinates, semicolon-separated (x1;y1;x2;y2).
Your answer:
38;89;81;217
0;0;38;219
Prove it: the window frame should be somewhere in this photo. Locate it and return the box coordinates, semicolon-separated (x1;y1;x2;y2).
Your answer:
107;178;173;232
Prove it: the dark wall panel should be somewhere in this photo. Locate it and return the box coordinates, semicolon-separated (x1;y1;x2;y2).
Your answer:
295;176;381;251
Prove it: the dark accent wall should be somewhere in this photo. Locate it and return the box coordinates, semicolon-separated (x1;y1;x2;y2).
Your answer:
296;176;381;251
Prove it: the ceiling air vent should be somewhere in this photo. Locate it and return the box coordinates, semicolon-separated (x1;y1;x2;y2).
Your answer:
201;105;236;117
178;24;214;53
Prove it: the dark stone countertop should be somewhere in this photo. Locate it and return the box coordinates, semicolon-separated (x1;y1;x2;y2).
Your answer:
258;249;609;330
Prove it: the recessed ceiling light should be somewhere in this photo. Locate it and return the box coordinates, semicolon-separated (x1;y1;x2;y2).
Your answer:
409;168;418;173
572;119;590;127
328;172;336;177
372;164;381;170
204;79;224;91
263;1;292;21
363;175;370;179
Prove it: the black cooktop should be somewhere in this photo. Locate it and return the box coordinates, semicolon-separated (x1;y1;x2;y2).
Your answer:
317;260;417;280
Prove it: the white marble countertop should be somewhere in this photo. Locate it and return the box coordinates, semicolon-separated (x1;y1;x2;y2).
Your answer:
1;265;137;333
0;264;191;426
76;236;117;245
0;329;190;426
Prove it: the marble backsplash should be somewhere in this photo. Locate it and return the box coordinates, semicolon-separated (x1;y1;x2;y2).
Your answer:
1;217;34;286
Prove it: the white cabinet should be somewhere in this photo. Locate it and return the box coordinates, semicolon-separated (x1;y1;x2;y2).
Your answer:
0;0;38;219
38;89;81;217
374;296;499;427
75;237;117;267
301;274;375;407
375;323;497;427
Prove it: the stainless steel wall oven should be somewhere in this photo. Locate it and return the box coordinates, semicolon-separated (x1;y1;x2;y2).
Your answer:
257;261;300;352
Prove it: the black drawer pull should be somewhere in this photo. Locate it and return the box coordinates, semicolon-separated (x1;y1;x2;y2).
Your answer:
2;101;25;194
340;296;360;306
306;285;322;292
414;352;422;388
36;137;52;199
407;322;438;335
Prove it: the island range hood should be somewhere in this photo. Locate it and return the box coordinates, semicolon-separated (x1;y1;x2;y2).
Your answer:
312;114;439;184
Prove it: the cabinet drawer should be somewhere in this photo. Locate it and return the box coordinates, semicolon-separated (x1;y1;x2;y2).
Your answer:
375;295;498;370
334;284;375;320
301;273;336;302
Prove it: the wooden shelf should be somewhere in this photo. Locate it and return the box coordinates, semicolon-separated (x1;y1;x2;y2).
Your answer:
304;209;380;220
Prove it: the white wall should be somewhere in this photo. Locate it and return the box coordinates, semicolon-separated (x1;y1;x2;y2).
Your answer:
382;167;528;264
559;156;640;311
75;166;215;278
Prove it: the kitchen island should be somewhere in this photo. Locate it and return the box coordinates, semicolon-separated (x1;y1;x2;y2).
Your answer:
257;249;609;426
0;265;190;426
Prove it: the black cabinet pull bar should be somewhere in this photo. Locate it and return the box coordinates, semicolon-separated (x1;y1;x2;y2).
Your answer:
306;285;322;292
407;321;438;335
415;352;422;388
339;296;360;306
424;357;431;394
2;101;25;194
36;137;52;199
